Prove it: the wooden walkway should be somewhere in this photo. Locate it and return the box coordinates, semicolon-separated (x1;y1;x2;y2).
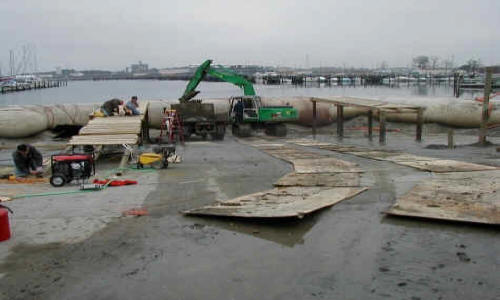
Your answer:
310;97;424;143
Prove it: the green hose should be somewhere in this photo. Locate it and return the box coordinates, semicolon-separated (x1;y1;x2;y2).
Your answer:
12;166;157;199
12;189;96;199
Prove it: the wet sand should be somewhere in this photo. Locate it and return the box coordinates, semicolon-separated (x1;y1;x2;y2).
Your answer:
0;120;499;300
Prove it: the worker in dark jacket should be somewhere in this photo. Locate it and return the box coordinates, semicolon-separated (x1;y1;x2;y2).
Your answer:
12;144;43;177
101;98;124;116
234;100;244;123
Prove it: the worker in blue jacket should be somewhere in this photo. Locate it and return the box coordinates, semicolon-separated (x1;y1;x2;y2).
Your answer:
125;96;140;115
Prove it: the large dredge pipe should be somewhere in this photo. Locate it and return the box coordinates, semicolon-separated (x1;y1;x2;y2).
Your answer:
0;104;100;138
1;97;499;138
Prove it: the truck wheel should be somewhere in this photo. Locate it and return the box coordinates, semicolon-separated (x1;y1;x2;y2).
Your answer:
50;173;67;187
236;124;252;137
266;124;287;137
213;125;225;140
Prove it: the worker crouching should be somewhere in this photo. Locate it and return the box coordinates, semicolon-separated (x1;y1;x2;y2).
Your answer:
12;144;43;177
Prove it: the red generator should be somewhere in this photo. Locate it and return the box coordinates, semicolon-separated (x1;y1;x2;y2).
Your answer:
50;153;95;187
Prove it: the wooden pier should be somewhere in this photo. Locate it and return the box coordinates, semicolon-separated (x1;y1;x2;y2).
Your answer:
310;97;424;144
0;80;67;94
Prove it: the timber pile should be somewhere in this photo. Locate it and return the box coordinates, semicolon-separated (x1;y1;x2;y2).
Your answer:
68;102;149;146
79;117;142;135
184;138;367;218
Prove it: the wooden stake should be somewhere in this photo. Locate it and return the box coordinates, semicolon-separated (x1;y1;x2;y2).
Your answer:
479;67;493;145
416;108;424;142
379;110;386;144
336;105;344;137
312;99;317;138
367;110;373;138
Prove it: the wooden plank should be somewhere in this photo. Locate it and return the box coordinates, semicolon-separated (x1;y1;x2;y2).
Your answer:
312;96;388;108
274;172;360;187
79;126;141;135
183;186;367;218
68;134;138;145
386;170;500;225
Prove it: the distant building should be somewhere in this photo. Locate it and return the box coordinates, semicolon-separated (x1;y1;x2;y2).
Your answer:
130;61;148;73
158;68;192;76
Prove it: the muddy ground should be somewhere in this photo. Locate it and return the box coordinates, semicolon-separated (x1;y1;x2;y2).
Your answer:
0;119;499;300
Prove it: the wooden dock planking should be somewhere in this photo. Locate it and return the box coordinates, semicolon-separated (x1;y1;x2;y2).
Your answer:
310;96;425;143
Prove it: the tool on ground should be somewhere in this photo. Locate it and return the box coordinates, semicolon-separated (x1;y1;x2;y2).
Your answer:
50;153;95;187
122;208;149;216
137;145;176;169
92;179;137;186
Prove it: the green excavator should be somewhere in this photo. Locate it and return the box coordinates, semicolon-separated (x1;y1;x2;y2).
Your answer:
179;59;298;137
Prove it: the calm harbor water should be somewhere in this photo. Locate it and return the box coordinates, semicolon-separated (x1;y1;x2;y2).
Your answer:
0;80;480;106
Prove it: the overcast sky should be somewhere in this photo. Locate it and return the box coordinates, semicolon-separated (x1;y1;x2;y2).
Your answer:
0;0;498;72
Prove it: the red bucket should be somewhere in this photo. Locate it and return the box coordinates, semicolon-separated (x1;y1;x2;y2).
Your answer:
0;208;11;242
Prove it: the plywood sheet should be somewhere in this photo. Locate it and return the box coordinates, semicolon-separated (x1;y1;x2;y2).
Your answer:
286;139;333;147
274;172;360;187
184;186;367;218
386;170;500;224
395;159;497;173
318;145;372;153
297;142;497;173
293;158;363;173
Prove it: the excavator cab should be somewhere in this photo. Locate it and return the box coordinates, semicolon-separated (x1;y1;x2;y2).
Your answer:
229;96;261;123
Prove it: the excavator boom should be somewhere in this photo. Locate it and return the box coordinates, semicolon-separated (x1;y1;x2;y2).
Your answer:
206;68;256;96
179;59;255;102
